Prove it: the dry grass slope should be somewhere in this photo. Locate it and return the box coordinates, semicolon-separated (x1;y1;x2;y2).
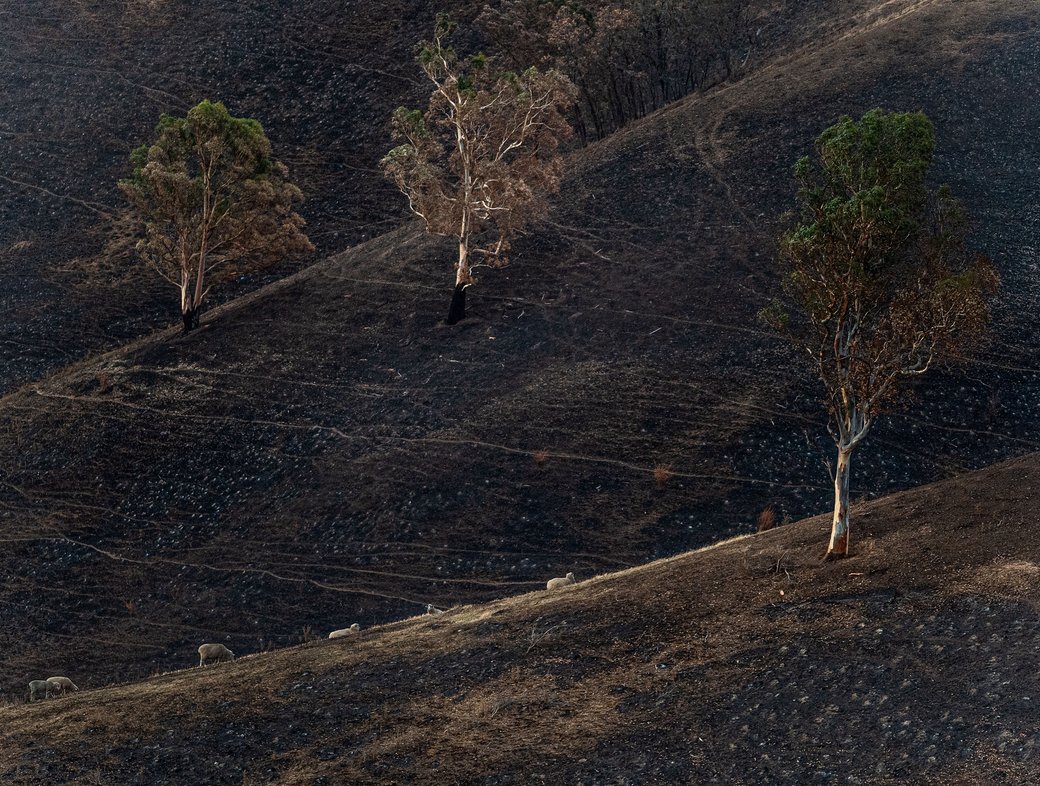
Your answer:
2;452;1040;784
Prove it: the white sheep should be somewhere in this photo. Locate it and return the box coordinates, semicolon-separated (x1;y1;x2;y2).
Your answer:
28;680;51;702
425;604;446;615
46;676;79;695
197;642;235;667
328;623;360;639
546;572;576;590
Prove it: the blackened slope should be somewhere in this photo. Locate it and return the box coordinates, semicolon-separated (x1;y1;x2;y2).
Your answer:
0;0;1036;697
0;0;471;387
2;453;1039;785
0;0;832;393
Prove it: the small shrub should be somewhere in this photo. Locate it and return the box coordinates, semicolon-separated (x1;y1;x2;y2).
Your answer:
653;463;673;488
756;505;777;532
526;616;568;654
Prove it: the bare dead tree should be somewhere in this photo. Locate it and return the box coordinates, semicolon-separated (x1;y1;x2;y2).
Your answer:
477;0;760;142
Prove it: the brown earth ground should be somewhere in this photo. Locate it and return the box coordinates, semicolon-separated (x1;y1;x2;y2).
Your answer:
2;452;1039;785
0;0;1036;698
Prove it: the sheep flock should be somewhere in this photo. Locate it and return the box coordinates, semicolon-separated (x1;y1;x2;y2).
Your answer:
21;571;578;704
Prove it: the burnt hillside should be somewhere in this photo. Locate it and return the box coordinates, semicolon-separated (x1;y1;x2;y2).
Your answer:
0;0;819;392
0;0;1036;697
3;452;1040;785
0;0;467;387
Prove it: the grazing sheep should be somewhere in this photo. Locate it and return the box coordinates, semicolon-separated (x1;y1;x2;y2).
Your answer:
425;604;446;615
546;572;576;591
46;676;79;695
328;623;360;639
28;680;51;702
197;643;235;667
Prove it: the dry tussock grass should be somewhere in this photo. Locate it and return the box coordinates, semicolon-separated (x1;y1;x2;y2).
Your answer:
652;463;673;488
5;458;1040;783
371;670;618;776
956;556;1040;598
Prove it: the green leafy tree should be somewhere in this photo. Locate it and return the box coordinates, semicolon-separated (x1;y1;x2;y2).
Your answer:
762;109;998;559
382;15;576;324
120;100;313;332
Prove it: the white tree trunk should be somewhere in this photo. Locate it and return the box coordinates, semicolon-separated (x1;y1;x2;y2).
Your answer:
825;446;852;559
192;257;206;312
455;238;469;286
446;237;470;325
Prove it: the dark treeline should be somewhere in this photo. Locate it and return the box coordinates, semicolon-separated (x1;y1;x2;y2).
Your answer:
477;0;761;142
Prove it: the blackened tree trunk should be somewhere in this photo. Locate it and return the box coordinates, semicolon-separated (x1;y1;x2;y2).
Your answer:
446;283;466;325
182;306;201;332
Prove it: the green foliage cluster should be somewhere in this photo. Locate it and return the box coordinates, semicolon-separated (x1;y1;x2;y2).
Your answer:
761;108;997;557
120;100;312;330
770;109;995;349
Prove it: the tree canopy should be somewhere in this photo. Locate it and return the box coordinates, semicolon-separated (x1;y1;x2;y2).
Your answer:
120;99;313;331
382;15;576;324
762;108;998;559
